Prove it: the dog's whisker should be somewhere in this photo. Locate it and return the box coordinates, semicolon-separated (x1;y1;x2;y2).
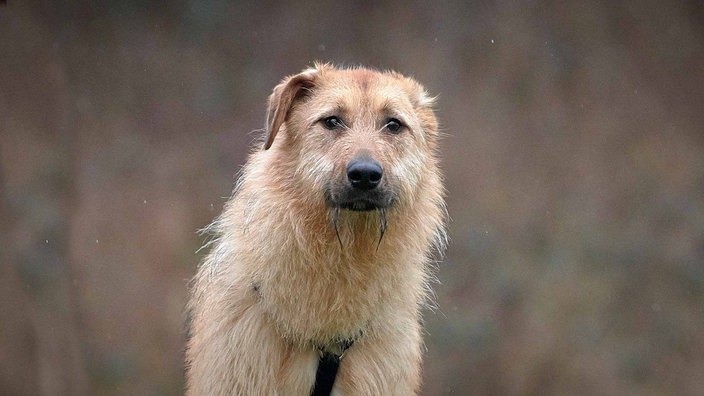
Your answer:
332;208;343;249
377;208;387;252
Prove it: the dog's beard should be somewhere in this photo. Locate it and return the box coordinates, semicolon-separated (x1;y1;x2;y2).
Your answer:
330;207;388;251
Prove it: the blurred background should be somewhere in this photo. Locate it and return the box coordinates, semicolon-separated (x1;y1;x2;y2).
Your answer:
1;1;703;395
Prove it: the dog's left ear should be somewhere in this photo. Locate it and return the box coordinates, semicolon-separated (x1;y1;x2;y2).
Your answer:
263;69;318;150
409;83;439;140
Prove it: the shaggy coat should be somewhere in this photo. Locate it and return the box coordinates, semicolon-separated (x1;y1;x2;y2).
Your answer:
186;63;446;395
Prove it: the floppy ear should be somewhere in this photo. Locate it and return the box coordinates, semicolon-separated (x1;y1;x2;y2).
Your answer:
263;69;318;150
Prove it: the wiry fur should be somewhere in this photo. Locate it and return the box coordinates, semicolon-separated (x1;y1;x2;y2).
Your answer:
186;63;447;395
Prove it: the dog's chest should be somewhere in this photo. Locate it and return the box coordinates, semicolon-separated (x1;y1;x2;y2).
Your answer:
256;252;393;344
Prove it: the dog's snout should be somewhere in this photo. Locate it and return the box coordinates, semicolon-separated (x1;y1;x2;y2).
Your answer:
347;159;383;191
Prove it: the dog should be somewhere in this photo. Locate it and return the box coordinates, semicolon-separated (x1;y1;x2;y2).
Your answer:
185;63;446;395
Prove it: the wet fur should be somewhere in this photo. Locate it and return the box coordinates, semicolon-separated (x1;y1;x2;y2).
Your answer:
186;63;446;395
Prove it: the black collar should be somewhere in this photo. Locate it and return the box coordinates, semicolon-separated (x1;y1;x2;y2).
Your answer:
311;339;354;396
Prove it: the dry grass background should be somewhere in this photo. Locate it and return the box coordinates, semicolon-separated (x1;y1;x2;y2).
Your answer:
1;1;703;395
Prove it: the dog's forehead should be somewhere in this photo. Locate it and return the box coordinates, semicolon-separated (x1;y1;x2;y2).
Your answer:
313;69;416;111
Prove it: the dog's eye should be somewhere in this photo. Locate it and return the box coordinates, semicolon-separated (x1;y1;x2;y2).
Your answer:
385;118;403;134
322;116;344;130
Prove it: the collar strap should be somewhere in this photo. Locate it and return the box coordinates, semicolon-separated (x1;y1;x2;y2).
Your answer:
311;339;353;396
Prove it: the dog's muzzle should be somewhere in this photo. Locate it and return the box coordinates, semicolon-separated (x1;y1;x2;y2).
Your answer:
325;158;394;211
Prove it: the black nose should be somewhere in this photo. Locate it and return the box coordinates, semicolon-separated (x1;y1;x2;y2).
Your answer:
347;159;383;191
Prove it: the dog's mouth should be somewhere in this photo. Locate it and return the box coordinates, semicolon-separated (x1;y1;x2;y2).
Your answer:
324;189;394;212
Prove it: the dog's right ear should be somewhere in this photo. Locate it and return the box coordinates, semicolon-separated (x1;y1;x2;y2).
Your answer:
263;69;318;150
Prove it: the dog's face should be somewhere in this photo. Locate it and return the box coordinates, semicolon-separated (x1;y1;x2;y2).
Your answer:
263;64;438;213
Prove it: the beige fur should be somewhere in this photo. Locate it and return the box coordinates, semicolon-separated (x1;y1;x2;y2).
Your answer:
185;63;446;395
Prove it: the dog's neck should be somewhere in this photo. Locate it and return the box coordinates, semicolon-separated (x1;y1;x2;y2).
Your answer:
243;204;422;346
221;163;440;346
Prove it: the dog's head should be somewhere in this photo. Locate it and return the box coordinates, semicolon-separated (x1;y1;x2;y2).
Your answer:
263;63;439;214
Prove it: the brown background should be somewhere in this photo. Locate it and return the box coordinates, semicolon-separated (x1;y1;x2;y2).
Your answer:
1;1;703;395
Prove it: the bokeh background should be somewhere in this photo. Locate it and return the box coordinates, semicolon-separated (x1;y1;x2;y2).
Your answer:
1;1;703;395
